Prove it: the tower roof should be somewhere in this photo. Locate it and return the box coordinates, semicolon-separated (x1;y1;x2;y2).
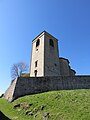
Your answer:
32;31;58;42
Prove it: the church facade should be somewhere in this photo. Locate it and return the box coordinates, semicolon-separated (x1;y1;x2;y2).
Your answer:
30;31;76;77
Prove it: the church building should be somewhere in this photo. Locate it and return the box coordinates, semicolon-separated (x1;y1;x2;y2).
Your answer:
30;31;76;77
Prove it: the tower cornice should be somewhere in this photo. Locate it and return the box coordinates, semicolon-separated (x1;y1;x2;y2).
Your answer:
32;31;58;42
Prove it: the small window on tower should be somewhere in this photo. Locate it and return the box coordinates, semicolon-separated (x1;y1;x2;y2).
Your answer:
36;39;40;47
34;70;37;77
35;60;38;67
49;39;54;47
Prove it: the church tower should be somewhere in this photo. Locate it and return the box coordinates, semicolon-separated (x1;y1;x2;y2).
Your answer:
30;31;60;77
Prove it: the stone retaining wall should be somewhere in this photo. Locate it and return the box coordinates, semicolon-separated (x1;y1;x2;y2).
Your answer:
4;76;90;102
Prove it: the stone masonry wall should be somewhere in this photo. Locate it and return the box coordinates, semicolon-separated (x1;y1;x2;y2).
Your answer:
4;78;18;102
4;76;90;101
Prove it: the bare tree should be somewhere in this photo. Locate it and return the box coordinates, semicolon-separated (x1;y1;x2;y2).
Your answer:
11;62;28;79
11;63;19;79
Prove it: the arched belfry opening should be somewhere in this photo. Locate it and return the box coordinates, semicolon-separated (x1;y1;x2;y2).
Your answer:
36;39;40;47
49;39;54;47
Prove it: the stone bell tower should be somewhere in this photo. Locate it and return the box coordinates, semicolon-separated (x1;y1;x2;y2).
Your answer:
30;31;60;77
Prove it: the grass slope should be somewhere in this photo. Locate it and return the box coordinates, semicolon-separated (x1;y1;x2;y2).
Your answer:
0;111;10;120
0;89;90;120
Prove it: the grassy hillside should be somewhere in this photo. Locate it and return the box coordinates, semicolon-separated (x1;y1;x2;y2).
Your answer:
0;89;90;120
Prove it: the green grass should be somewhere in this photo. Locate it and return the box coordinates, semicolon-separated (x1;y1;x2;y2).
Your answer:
21;73;30;77
0;89;90;120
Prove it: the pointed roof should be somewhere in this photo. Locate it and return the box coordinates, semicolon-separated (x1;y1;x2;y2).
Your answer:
32;30;58;42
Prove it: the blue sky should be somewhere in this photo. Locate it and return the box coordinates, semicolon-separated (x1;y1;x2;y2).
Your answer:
0;0;90;94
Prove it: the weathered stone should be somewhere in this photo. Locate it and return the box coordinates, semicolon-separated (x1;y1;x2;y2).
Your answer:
43;112;50;120
26;111;33;116
25;111;31;115
4;76;90;102
20;102;30;110
41;105;45;110
14;104;20;108
30;31;60;77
